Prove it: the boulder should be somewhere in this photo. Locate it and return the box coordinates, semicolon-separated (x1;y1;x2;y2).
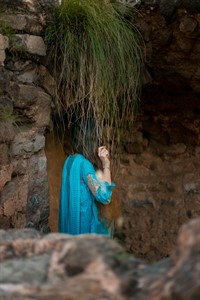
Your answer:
0;218;199;299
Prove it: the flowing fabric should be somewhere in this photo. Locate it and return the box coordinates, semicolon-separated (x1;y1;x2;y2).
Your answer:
59;154;115;236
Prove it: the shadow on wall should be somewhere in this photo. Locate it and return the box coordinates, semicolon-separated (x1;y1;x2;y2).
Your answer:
45;132;66;232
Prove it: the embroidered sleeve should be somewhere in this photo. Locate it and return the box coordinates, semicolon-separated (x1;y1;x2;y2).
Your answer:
82;160;115;204
87;174;101;196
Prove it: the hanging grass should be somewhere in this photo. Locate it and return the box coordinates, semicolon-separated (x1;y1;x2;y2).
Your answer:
45;0;143;156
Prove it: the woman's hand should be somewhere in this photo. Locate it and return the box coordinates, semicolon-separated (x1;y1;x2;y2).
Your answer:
98;146;110;168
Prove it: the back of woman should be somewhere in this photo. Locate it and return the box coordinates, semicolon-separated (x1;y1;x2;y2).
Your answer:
59;117;120;237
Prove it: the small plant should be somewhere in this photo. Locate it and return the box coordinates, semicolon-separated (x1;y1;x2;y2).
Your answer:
0;16;15;36
45;0;143;156
0;108;26;126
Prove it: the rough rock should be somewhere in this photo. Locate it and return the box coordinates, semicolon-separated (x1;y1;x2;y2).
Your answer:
11;126;45;158
9;34;46;57
0;218;199;300
0;121;15;143
0;35;9;66
2;14;44;35
0;164;12;191
6;59;39;84
38;65;56;97
9;83;40;108
0;144;10;166
25;90;52;127
0;34;9;50
0;67;10;94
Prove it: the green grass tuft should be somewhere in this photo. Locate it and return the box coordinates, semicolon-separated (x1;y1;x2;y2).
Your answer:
0;16;15;35
0;108;26;126
45;0;143;157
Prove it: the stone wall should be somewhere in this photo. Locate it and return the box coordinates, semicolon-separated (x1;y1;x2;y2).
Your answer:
116;91;200;261
0;1;55;232
115;0;200;260
0;0;200;262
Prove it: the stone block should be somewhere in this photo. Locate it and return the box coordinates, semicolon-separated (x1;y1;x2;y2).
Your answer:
28;195;42;209
0;165;13;191
17;67;39;84
17;175;29;212
9;34;46;57
33;134;45;152
11;126;35;158
173;28;195;54
11;213;27;229
0;96;13;110
11;127;46;157
0;144;10;166
27;91;52;128
1;174;28;219
0;67;10;94
159;0;177;20
9;82;42;108
39;206;50;223
2;14;43;35
0;121;15;142
3;197;16;217
11;140;33;157
0;118;15;143
179;16;198;33
177;0;200;14
6;60;39;84
0;180;16;206
38;65;56;97
26;150;49;228
12;159;28;176
0;34;9;50
165;143;187;155
183;182;198;195
0;50;6;65
0;215;11;229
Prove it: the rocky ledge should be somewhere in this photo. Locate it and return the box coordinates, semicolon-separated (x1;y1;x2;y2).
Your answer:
0;218;199;300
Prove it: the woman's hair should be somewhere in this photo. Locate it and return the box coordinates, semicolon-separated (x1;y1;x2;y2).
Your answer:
71;116;121;225
71;116;102;169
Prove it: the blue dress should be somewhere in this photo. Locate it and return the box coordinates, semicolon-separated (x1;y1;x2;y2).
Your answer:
59;154;115;236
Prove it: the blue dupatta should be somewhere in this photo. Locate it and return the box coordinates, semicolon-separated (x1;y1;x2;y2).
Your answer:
59;154;84;234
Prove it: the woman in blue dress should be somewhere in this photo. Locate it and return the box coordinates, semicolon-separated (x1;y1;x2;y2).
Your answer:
59;118;118;237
